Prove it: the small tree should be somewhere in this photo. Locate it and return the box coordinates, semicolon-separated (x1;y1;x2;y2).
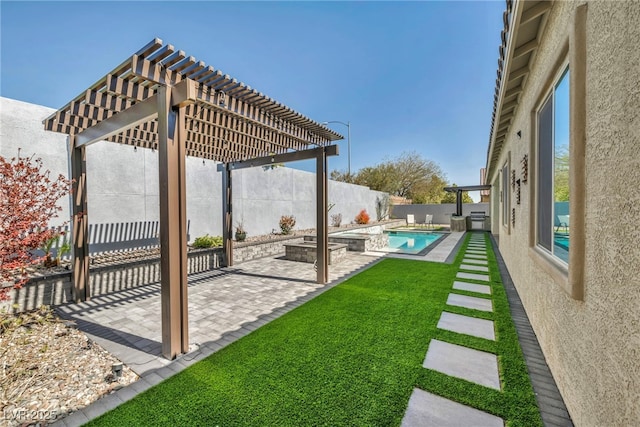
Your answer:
0;153;72;300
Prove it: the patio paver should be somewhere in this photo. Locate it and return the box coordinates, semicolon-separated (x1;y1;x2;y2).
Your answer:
437;311;495;340
466;249;487;255
462;258;488;265
401;388;503;427
423;339;500;390
457;272;490;282
465;254;488;260
453;281;491;295
447;293;493;312
460;264;490;272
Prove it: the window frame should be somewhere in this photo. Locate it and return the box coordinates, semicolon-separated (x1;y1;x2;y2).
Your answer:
535;65;570;263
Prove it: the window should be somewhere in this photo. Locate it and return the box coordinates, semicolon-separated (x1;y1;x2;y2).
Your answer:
537;67;570;263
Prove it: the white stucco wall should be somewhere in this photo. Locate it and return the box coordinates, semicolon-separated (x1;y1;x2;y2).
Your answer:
1;96;386;242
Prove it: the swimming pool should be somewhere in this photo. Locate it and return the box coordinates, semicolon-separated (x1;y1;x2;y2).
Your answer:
384;230;446;255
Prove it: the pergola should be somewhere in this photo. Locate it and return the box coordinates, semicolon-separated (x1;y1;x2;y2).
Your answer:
43;38;343;359
443;185;492;216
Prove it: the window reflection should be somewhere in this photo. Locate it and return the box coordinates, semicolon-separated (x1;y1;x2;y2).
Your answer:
553;69;570;262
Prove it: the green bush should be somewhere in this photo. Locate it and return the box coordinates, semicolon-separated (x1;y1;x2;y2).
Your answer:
192;234;223;248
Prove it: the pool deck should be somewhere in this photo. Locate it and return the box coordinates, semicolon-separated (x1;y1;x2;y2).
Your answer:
52;231;572;426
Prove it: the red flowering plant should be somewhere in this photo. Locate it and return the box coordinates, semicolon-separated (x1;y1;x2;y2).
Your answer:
0;152;72;300
354;209;370;224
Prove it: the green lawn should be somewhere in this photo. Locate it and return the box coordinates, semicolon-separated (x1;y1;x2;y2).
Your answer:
88;234;541;426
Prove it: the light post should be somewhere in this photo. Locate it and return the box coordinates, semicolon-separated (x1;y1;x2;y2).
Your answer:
322;121;351;176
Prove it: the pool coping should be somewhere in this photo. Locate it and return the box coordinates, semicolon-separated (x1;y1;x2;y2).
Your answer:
367;231;467;264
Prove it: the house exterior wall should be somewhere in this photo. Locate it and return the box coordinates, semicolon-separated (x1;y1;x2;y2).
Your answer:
488;1;640;425
1;97;387;242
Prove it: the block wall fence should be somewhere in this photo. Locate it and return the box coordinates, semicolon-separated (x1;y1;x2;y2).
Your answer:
0;96;388;241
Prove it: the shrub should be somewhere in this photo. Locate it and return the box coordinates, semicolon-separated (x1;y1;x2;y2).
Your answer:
331;213;342;227
192;234;223;248
1;152;72;300
279;215;296;235
375;194;390;221
354;209;370;224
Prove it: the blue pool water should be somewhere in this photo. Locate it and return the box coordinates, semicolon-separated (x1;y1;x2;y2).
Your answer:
554;234;569;251
385;231;444;254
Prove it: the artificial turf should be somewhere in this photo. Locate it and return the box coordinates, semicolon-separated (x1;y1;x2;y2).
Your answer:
87;233;542;427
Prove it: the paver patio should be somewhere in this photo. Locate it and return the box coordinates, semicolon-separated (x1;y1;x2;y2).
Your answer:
56;252;384;375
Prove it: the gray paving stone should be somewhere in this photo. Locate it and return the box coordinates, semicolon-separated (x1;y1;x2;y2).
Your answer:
437;311;495;340
453;281;491;295
462;258;488;265
401;388;503;427
466;249;487;255
465;254;487;260
423;339;501;390
460;264;490;272
447;293;493;312
456;272;490;282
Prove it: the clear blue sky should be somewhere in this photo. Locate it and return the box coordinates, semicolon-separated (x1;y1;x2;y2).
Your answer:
1;0;504;201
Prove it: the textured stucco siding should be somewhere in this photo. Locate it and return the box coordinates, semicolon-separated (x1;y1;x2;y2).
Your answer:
1;97;387;240
488;1;640;425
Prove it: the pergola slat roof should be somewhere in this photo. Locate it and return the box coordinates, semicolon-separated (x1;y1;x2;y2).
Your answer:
44;37;343;162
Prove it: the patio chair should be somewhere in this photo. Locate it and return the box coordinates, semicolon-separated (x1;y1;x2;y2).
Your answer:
407;214;415;228
425;214;433;229
555;214;570;233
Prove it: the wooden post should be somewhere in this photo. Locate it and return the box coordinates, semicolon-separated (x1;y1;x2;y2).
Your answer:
222;164;233;266
69;136;90;302
316;148;328;283
157;86;189;359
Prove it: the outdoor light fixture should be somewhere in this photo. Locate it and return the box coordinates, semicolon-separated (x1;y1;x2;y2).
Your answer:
517;130;522;138
112;363;123;378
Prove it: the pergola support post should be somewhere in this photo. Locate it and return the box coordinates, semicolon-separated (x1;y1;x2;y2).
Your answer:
222;164;233;266
157;86;189;359
69;136;90;302
316;148;329;284
456;190;463;216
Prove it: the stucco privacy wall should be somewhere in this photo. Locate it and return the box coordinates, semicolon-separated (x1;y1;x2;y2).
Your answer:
0;97;387;240
391;203;490;225
488;1;640;425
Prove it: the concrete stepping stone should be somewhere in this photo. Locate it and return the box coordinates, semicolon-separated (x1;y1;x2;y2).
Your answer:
423;339;501;390
460;264;489;272
401;388;503;427
457;272;490;282
468;246;486;250
462;258;488;265
453;281;491;295
465;254;488;260
466;250;486;255
437;312;495;340
447;293;493;312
